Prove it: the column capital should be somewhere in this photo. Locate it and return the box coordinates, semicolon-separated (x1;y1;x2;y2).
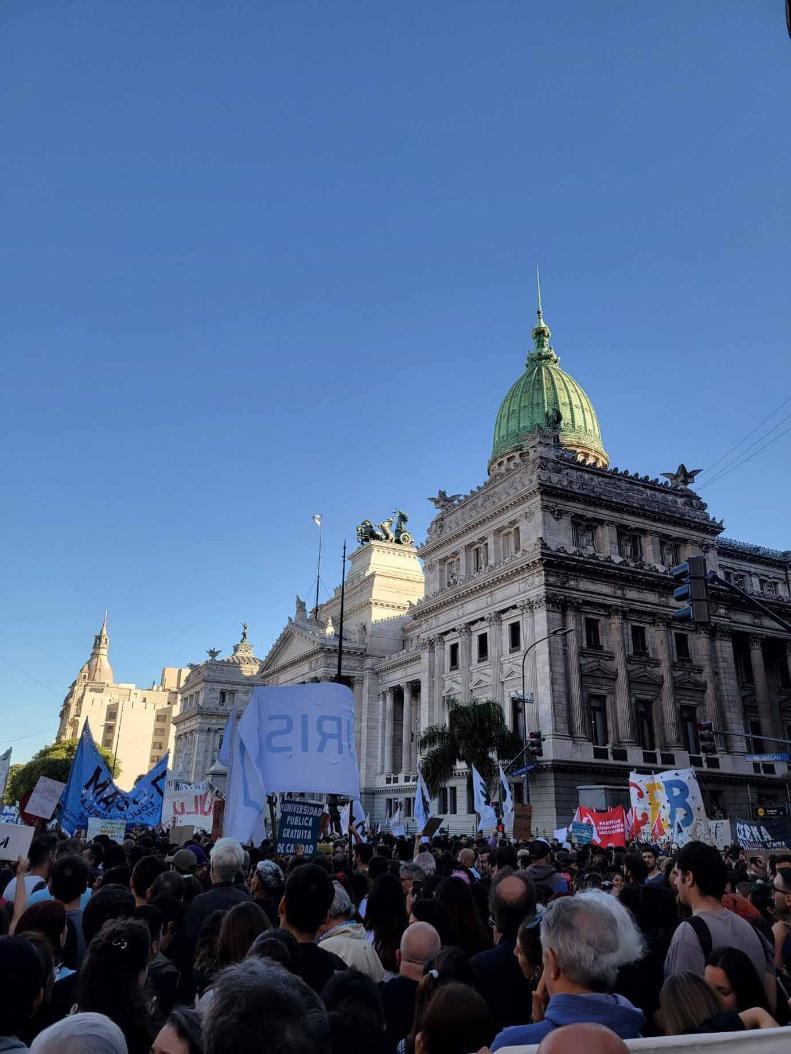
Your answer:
459;624;472;639
749;635;764;651
486;612;501;626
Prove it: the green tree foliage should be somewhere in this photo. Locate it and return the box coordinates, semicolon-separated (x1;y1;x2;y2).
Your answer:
418;698;523;795
2;764;23;805
6;739;119;803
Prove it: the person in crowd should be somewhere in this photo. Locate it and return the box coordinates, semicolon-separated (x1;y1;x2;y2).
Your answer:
524;839;568;902
131;856;168;907
514;914;543;986
642;847;666;887
659;971;777;1034
433;876;490;957
2;837;56;902
704;947;771;1013
30;1012;129;1054
456;848;480;879
151;1007;204;1054
322;968;391;1054
772;867;791;972
317;880;384;981
13;900;77;1028
184;839;250;941
77;917;158;1054
408;898;454;946
412;981;494;1054
135;903;180;1016
471;870;536;1032
664;841;775;1010
400;863;426;912
414;852;436;878
165;849;199;879
0;935;47;1052
193;911;226;998
248;928;300;971
201;958;328;1054
364;872;409;976
216;901;268;967
82;883;136;945
250;859;284;927
47;854;89;968
279;862;346;994
535;1023;630;1054
379;922;441;1047
490;893;646;1050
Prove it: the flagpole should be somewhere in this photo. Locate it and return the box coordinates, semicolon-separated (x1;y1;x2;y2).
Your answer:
336;540;347;681
313;515;323;622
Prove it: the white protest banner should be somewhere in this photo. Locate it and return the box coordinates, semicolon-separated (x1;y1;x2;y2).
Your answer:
239;683;360;799
218;709;267;844
629;768;709;845
26;777;66;820
162;780;215;833
86;816;127;842
0;748;11;801
0;821;34;862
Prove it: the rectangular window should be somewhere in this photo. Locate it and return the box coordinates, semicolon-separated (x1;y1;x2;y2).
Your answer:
449;787;457;814
635;699;656;750
749;719;765;755
156;713;167;723
588;694;608;746
574;522;596;549
448;642;459;670
631;625;648;655
681;707;700;754
152;741;164;750
512;526;520;553
511;697;526;740
439;788;448;813
584;617;602;649
619;532;643;561
477;632;489;662
733;572;746;589
760;579;777;596
674;632;691;661
472;543;489;572
662;541;681;568
466;776;475;815
404;797;412;818
446;558;459;586
508;621;521;652
219;690;227;706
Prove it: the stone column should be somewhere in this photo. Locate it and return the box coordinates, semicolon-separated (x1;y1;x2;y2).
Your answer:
352;677;364;762
609;610;636;744
533;600;570;737
488;613;502;704
401;684;413;774
602;522;620;559
565;604;585;739
434;637;445;725
700;628;726;735
654;619;681;748
410;688;419;770
460;626;472;702
785;641;791;693
420;640;434;740
383;689;394;773
713;629;747;752
644;533;664;567
750;637;779;738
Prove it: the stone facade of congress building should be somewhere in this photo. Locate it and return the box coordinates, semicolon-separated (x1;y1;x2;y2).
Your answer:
175;299;791;835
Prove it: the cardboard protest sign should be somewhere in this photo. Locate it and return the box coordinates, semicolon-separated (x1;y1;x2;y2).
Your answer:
86;817;127;842
26;777;66;820
171;825;196;845
161;780;215;833
571;820;594;844
512;803;533;841
276;798;324;855
0;822;34;862
420;816;443;839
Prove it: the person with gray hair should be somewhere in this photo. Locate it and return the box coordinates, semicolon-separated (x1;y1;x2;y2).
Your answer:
31;1012;128;1054
184;838;250;941
317;880;384;981
414;851;436;876
202;958;328;1054
490;892;645;1051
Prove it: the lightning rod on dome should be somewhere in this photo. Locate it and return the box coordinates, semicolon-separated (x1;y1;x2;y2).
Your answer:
536;265;543;322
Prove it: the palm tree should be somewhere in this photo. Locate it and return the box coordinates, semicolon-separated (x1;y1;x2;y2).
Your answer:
418;697;523;795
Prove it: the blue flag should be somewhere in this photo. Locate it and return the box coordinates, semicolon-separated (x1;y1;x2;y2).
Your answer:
60;723;168;834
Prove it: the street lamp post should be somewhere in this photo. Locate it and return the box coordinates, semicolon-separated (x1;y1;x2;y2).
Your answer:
516;626;573;804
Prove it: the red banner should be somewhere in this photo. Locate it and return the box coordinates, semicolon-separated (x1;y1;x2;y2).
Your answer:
577;805;626;848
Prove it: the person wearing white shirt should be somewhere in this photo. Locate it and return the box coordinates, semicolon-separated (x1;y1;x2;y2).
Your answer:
2;834;56;901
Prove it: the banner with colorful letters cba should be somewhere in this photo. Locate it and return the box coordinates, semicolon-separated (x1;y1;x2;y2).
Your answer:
60;723;168;834
629;768;709;845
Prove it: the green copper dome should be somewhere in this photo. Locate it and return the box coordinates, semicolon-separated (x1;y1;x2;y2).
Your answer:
489;295;608;473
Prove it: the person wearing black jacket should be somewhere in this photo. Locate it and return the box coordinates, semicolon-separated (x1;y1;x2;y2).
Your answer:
472;870;537;1033
183;838;250;942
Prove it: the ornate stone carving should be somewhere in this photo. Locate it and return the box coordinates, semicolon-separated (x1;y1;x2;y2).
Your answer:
661;464;702;488
428;490;463;510
356;509;414;546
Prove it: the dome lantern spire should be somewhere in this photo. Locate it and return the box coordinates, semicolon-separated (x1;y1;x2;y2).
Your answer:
529;266;557;363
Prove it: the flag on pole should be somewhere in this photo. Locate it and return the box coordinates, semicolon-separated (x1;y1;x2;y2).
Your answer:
414;768;432;834
218;709;267;844
390;802;406;837
471;765;497;832
313;514;322;527
498;763;514;836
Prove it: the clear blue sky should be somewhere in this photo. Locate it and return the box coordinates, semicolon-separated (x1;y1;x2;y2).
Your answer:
2;2;790;765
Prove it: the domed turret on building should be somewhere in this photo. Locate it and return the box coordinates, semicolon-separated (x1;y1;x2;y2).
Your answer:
489;283;608;473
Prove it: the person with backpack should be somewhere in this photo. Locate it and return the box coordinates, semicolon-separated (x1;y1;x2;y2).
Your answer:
664;841;775;1012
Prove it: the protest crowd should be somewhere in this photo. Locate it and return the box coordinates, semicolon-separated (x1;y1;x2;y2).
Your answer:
2;823;791;1054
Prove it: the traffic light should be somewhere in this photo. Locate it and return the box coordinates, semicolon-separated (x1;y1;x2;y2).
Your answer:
527;731;544;757
697;721;716;755
671;555;710;624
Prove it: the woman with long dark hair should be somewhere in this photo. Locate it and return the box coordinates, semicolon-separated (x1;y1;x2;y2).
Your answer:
704;947;771;1013
216;902;268;967
364;873;407;976
433;877;490;957
77;917;157;1054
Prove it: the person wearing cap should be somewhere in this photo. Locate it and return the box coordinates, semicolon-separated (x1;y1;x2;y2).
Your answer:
167;849;198;876
524;840;568;903
251;860;284;928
